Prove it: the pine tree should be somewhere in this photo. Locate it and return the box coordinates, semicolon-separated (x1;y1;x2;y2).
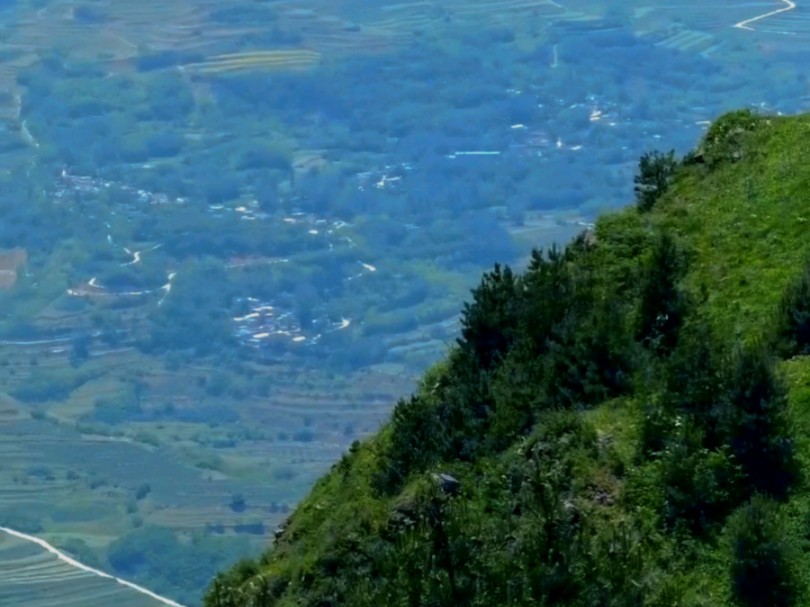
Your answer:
374;396;445;494
722;346;797;499
458;263;519;371
635;150;678;212
774;264;810;358
520;247;576;355
636;232;685;356
728;497;798;607
664;321;725;447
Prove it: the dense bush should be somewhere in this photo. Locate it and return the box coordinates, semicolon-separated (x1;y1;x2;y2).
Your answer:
774;264;810;358
728;497;798;607
698;109;762;168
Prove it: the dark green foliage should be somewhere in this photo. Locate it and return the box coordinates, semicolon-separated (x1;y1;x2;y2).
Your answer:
207;158;807;607
434;369;492;462
373;396;444;494
641;325;744;531
659;436;741;535
728;497;798;607
488;339;544;447
721;346;797;499
377;245;636;480
774;265;810;358
638;397;672;458
578;517;662;607
458;263;520;371
663;321;726;446
507;461;583;605
634;150;678;212
519;247;576;356
636;232;686;356
644;328;797;534
543;299;632;410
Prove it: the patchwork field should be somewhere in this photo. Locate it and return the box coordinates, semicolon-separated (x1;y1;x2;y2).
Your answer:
0;530;165;607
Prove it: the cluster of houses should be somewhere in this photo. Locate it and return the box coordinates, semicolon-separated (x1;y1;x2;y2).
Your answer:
356;162;413;191
55;169;188;206
232;297;353;351
52;169;376;357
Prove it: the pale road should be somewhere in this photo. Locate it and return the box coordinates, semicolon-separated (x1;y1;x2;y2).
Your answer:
734;0;798;31
0;526;188;607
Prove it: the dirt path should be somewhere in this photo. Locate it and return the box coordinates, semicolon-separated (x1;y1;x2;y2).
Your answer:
0;526;187;607
734;0;797;31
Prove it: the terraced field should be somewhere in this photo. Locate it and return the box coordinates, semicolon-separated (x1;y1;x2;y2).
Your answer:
0;0;595;120
0;531;165;607
0;0;800;127
633;0;810;56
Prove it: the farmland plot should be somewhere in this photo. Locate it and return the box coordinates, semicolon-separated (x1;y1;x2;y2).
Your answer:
0;531;164;607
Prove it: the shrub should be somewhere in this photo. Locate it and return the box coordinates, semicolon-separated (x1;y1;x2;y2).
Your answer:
698;109;762;168
636;232;686;355
773;265;810;358
660;438;741;535
373;396;444;495
721;346;798;499
728;496;798;607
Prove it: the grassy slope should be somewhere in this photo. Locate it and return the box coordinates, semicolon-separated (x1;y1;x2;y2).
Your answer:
207;111;810;606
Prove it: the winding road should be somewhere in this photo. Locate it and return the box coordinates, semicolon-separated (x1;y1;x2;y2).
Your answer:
734;0;798;31
0;526;187;607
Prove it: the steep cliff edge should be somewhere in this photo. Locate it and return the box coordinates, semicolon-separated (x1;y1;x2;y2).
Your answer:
206;110;810;607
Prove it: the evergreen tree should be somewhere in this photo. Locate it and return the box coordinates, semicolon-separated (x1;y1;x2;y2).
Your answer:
722;346;797;499
636;232;685;356
635;150;678;212
542;300;631;411
520;246;576;357
664;321;725;447
659;432;741;535
374;396;444;494
728;497;798;607
488;337;545;447
458;263;520;371
774;264;810;358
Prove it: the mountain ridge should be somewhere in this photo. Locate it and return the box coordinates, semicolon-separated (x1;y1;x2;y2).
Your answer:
204;109;810;607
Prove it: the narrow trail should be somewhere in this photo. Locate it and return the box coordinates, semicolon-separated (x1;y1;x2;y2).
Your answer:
122;244;163;267
734;0;798;31
20;120;39;149
0;526;188;607
158;271;177;306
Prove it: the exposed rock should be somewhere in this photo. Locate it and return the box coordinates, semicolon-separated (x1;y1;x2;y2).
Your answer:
274;519;289;540
432;473;460;495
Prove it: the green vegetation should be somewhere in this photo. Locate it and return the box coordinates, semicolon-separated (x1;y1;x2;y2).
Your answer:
634;150;678;212
0;0;807;605
206;111;810;606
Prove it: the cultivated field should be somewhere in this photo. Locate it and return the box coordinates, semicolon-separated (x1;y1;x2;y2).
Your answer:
0;531;164;607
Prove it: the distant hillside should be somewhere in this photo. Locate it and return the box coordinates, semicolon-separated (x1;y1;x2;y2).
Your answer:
205;109;810;606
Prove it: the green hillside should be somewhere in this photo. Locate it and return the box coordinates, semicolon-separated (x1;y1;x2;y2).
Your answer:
204;109;810;607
